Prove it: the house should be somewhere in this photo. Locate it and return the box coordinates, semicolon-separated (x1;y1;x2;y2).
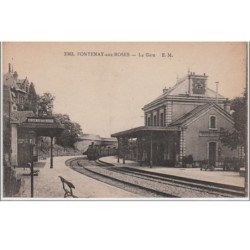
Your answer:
111;71;238;167
3;63;30;112
3;64;64;168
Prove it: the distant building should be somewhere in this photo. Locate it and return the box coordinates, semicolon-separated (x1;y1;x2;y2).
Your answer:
112;72;237;167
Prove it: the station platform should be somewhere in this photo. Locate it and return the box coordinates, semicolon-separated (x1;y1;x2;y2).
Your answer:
12;156;139;199
99;156;245;188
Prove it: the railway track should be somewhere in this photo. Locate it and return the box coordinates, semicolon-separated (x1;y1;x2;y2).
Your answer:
66;157;245;198
67;157;176;197
106;167;245;197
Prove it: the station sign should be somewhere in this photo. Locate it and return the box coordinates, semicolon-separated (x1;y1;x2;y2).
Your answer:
199;130;220;137
27;118;54;123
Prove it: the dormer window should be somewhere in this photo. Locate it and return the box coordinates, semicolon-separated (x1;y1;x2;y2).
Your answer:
209;115;217;129
192;77;206;95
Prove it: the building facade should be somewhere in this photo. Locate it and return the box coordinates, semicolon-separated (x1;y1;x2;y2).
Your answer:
3;64;63;168
3;63;31;112
112;72;238;167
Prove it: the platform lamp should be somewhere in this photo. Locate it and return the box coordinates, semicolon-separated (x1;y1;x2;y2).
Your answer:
27;130;36;198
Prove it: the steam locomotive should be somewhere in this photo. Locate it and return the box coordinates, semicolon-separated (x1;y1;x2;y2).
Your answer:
85;144;117;160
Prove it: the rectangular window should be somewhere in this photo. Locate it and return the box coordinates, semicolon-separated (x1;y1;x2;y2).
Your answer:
160;113;164;126
153;115;157;126
147;117;151;126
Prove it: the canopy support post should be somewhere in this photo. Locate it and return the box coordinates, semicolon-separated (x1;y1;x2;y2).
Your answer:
117;137;120;163
50;136;53;168
150;132;153;168
123;137;126;164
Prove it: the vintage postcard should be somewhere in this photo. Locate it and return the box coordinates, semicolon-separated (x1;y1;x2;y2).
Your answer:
1;42;248;200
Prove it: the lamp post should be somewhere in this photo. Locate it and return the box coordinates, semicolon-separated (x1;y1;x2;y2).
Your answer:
150;132;153;168
50;136;54;168
27;130;36;197
29;141;35;198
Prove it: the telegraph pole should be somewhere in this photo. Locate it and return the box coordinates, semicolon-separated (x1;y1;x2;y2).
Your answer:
215;81;219;104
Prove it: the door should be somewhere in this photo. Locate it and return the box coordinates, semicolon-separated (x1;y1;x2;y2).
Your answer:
18;142;32;167
208;142;216;166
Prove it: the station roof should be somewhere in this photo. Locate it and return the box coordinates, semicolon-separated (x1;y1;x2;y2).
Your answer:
19;116;64;137
169;103;211;126
169;102;233;127
142;72;226;111
111;126;180;138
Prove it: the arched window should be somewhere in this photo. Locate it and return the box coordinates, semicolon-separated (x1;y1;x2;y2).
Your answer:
19;96;24;103
160;113;164;126
153;115;157;126
209;115;216;129
147;116;151;126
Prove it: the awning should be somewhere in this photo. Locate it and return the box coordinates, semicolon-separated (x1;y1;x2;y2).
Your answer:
18;116;64;137
111;126;180;138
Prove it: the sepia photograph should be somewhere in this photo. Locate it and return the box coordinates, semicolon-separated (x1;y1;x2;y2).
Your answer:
1;42;248;199
1;2;250;250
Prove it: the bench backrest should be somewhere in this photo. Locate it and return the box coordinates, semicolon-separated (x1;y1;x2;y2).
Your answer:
58;176;75;189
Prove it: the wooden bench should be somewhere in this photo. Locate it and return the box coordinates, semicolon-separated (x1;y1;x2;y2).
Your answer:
58;176;78;198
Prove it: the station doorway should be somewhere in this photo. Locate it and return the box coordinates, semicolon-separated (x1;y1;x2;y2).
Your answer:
208;142;216;166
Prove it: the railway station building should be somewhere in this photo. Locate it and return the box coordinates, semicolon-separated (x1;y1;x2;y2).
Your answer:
111;72;239;167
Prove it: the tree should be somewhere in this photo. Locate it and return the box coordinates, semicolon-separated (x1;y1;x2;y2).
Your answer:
37;92;55;116
220;89;247;195
54;113;83;148
23;82;38;113
220;89;247;150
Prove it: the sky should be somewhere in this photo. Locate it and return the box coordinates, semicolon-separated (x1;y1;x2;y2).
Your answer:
3;42;247;137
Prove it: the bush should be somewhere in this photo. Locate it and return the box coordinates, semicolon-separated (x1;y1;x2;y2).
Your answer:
223;157;242;171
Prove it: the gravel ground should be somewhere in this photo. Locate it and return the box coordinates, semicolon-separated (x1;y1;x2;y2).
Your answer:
13;156;140;199
71;159;230;198
100;156;245;188
84;165;228;198
72;164;163;198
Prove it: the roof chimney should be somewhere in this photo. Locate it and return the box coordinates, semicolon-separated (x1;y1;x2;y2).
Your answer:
224;99;231;113
13;71;18;80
